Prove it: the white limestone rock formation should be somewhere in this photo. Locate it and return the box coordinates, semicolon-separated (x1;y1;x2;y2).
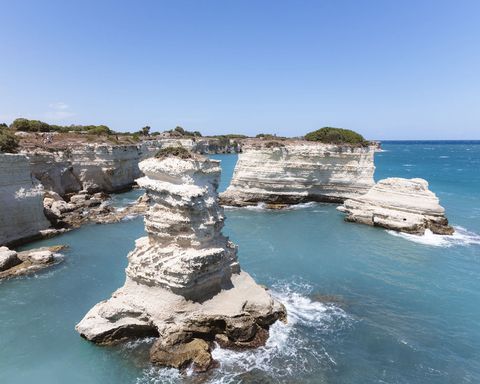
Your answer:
0;154;51;246
339;177;454;235
76;154;286;371
0;245;65;280
26;140;238;198
220;140;375;207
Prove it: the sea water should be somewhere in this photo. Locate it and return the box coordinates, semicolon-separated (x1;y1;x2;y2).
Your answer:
1;142;479;383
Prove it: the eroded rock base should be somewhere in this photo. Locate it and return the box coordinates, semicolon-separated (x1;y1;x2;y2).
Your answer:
76;272;285;371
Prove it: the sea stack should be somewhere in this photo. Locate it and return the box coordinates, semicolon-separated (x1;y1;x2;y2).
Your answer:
338;177;454;235
220;140;375;207
75;151;286;371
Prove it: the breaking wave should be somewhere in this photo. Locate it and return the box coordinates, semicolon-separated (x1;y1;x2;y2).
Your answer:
224;202;319;211
135;280;352;383
388;226;480;247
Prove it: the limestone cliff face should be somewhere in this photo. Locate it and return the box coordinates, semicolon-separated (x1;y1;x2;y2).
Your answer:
75;155;285;371
26;139;239;197
0;154;50;245
339;177;454;235
220;140;375;206
27;145;144;195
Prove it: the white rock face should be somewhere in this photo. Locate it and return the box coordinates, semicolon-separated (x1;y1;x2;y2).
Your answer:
0;154;51;245
339;177;454;235
26;139;239;197
220;140;375;206
0;247;21;271
26;250;55;264
76;155;285;370
27;145;144;195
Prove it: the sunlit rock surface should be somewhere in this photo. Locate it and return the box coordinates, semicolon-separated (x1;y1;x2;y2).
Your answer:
76;154;285;371
0;154;50;246
220;140;375;207
339;177;454;235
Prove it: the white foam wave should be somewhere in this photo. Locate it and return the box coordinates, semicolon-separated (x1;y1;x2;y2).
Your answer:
284;202;317;210
388;226;480;247
208;283;351;381
223;203;267;211
135;281;351;383
121;213;140;221
224;202;318;211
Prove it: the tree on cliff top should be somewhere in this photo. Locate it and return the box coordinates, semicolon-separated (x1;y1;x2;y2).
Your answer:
0;126;19;153
304;127;367;145
168;126;202;137
141;126;151;136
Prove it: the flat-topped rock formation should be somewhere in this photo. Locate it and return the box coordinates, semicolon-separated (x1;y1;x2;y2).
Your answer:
338;177;454;235
0;245;65;280
76;154;285;371
0;154;51;246
220;140;375;207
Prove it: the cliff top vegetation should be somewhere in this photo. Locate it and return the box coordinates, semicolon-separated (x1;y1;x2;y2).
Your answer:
304;127;368;145
0;125;19;153
10;118;112;135
155;146;193;160
166;126;202;138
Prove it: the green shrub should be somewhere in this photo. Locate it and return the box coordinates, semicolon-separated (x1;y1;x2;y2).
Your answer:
87;125;112;135
211;134;248;139
304;127;367;145
155;146;192;160
264;141;285;148
10;118;113;134
0;128;19;153
167;126;202;137
11;118;51;132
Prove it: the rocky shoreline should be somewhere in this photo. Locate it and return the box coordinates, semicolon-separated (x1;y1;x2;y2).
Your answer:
0;245;66;280
1;137;241;248
76;155;286;372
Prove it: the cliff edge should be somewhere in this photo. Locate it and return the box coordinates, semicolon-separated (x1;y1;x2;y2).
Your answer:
220;140;375;207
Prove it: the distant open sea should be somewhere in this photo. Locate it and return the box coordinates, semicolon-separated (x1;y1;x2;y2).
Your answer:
1;141;479;383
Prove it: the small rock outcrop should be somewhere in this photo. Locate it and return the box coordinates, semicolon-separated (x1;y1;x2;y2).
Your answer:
0;154;51;246
220;140;375;207
76;155;286;371
0;245;65;280
338;177;454;235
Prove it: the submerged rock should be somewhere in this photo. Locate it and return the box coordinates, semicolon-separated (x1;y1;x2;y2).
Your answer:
75;155;286;371
220;140;375;207
339;177;454;235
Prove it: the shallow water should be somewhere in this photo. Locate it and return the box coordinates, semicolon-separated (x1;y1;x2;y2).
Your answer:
1;142;479;383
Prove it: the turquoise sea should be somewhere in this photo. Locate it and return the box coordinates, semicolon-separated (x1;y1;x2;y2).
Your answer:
1;141;480;383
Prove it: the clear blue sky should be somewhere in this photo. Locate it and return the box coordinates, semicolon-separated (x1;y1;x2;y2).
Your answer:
1;0;479;139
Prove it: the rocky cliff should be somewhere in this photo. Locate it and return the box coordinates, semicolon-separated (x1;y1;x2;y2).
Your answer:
26;138;239;197
27;145;146;195
220;140;375;206
338;177;454;235
76;155;285;371
0;154;51;245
